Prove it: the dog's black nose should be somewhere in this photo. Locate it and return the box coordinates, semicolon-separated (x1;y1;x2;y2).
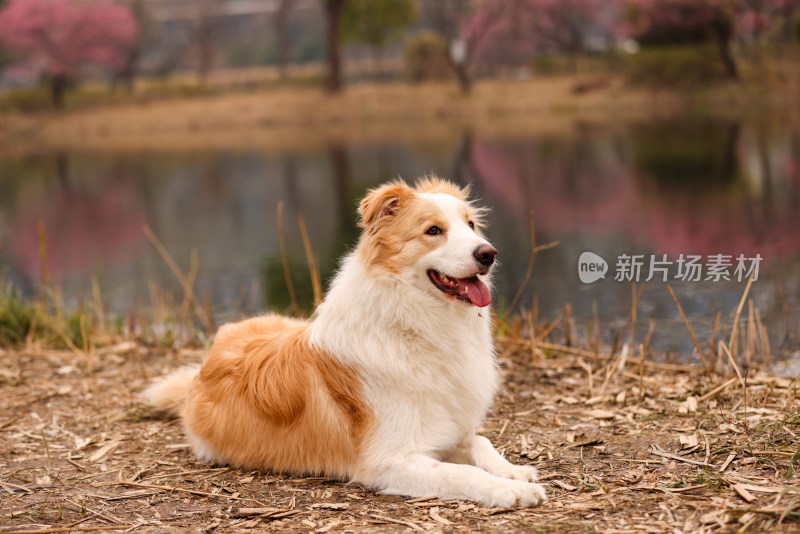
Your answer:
473;244;497;268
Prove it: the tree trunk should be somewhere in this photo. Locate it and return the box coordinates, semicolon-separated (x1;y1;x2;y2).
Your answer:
454;63;471;94
50;73;68;110
197;40;214;82
324;0;346;93
118;45;140;93
715;35;739;81
275;0;291;80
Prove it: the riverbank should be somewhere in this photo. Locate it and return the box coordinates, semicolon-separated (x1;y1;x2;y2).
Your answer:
1;336;798;533
3;75;800;153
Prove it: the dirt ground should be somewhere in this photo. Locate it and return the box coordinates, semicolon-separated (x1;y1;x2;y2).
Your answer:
1;339;799;534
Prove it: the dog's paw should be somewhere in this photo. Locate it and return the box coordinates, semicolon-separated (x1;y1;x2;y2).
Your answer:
492;464;538;483
482;479;547;508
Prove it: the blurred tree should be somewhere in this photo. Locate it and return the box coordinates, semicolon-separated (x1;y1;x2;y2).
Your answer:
0;0;138;109
342;0;418;77
323;0;346;92
430;0;508;93
187;0;225;82
428;0;617;91
734;0;800;44
116;0;159;91
403;30;452;82
628;0;739;80
510;0;615;66
275;0;293;79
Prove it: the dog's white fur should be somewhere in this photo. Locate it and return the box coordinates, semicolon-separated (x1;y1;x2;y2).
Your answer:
143;177;546;507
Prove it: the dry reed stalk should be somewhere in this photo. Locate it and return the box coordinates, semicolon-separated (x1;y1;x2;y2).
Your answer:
638;343;645;397
38;219;49;292
276;201;299;315
147;281;164;325
53;285;64;326
642;315;655;355
754;306;770;365
536;315;562;342
630;283;638;353
90;276;104;332
179;248;200;328
564;303;573;346
142;225;212;331
729;273;755;359
747;299;756;366
115;480;242;499
80;313;93;368
511;316;522;339
719;341;746;389
666;284;711;375
609;284;646;364
202;292;216;332
24;312;38;346
698;377;738;402
599;344;628;396
592;299;600;356
297;214;322;308
527;311;538;363
505;211;536;318
579;358;594;398
710;310;722;372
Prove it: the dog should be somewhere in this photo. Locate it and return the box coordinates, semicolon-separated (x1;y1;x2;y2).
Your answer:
142;177;546;507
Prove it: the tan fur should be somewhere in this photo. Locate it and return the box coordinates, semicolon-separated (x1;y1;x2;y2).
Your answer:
182;315;371;477
143;366;199;417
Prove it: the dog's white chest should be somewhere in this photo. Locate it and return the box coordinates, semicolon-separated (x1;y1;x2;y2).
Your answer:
359;316;499;457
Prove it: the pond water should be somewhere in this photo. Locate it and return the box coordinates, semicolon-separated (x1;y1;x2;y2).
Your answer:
1;116;799;367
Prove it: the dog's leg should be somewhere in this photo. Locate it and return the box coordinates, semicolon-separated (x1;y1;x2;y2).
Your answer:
446;435;541;484
375;453;546;508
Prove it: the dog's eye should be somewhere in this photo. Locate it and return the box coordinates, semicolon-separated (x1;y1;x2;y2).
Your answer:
425;226;442;236
468;221;475;230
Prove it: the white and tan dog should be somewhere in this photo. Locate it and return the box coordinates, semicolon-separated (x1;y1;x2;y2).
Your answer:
143;177;546;507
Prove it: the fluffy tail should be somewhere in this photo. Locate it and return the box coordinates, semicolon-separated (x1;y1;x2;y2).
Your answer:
141;366;199;417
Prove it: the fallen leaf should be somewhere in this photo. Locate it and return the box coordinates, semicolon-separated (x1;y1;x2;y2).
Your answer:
679;433;699;449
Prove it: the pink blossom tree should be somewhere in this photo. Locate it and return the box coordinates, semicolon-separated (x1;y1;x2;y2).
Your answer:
433;0;621;92
733;0;800;43
0;0;139;108
428;0;509;93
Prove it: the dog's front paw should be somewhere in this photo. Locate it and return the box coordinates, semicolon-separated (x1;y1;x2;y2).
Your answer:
482;479;547;508
492;463;539;483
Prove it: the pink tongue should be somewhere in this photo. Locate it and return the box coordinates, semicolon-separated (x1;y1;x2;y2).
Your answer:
462;277;492;307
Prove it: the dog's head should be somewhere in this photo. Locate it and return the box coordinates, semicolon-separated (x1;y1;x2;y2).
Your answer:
356;176;496;308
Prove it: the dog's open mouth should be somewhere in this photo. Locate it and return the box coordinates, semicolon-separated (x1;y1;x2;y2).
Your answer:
427;269;492;308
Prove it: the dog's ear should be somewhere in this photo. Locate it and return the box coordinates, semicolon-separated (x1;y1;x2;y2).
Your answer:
358;181;414;230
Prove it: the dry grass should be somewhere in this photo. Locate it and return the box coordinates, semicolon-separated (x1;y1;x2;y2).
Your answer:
1;336;799;534
4;75;799;153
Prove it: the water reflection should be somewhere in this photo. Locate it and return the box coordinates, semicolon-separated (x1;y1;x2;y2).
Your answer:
0;117;798;358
